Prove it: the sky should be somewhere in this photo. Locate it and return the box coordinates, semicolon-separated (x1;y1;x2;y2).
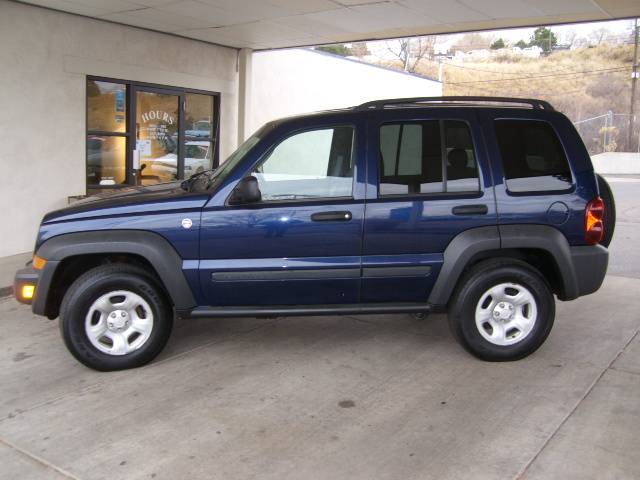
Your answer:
366;18;636;58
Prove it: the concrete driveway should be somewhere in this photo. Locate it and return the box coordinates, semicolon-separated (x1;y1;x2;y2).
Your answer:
1;178;639;480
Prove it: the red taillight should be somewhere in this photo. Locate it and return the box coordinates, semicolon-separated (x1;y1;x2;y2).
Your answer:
585;197;605;245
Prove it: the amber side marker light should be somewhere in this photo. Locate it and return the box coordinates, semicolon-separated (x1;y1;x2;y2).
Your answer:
21;284;35;300
32;255;47;270
585;197;605;245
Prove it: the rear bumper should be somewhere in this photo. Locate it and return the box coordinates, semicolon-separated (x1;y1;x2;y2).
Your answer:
568;244;608;298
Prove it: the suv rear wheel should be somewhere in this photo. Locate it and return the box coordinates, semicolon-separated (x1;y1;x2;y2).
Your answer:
59;264;172;371
448;258;555;361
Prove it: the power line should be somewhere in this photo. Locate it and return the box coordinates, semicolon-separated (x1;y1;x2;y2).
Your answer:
443;62;625;76
445;66;627;85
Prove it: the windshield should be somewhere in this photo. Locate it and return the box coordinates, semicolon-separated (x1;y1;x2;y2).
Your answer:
205;122;280;187
183;126;269;193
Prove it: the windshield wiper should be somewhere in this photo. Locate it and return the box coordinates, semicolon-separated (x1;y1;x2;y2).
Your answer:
181;169;215;191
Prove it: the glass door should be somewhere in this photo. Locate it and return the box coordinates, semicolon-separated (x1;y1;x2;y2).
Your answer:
134;88;182;186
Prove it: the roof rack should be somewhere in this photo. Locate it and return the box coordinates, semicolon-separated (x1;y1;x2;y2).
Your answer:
354;96;554;111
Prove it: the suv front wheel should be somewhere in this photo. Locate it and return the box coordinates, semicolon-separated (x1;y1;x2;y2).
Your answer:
59;264;173;371
448;258;555;361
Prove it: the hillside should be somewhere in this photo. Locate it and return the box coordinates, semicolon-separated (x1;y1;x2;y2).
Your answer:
379;44;637;153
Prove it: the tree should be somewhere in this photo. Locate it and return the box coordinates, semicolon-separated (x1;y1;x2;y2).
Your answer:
316;44;352;56
514;39;528;49
451;32;492;53
386;36;436;72
589;27;610;46
529;27;557;53
563;29;578;48
350;42;370;58
490;38;505;49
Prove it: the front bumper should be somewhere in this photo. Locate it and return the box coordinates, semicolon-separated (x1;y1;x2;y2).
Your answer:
14;260;59;316
569;244;609;298
14;265;39;305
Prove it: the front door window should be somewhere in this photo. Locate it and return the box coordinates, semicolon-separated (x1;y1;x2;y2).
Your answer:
251;126;355;201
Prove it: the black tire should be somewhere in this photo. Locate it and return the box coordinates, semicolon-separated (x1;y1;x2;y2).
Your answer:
448;258;555;361
596;173;616;247
59;264;173;371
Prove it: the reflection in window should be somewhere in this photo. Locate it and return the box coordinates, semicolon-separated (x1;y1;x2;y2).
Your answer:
185;141;212;176
87;136;126;186
87;81;126;133
185;93;214;138
136;91;179;185
86;77;219;188
495;120;572;193
184;93;215;176
253;127;354;201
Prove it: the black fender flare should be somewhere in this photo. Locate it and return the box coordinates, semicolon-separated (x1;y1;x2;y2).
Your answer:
427;225;579;306
427;226;500;306
34;230;197;315
498;224;578;300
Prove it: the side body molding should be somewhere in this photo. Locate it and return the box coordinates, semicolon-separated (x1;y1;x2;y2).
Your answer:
35;230;197;314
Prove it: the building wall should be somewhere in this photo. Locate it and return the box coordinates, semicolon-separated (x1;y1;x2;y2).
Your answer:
0;2;238;256
591;152;640;174
248;48;442;136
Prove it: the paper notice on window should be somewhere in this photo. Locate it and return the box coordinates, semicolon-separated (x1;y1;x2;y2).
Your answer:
137;139;152;156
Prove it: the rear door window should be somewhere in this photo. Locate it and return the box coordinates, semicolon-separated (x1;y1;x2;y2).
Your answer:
495;120;572;193
379;120;479;196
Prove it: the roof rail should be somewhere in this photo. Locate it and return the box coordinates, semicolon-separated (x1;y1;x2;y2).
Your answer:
354;96;555;111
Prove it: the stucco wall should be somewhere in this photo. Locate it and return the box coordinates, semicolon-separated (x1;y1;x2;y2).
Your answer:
0;2;238;256
248;49;442;136
591;152;640;174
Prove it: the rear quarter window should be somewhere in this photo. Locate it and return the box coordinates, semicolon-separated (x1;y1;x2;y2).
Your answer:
495;120;572;193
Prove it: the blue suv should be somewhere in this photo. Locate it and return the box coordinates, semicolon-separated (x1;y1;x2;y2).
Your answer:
15;97;613;371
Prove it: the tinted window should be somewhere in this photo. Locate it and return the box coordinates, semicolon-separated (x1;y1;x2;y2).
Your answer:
379;120;479;196
495;120;572;192
87;80;126;133
445;121;480;192
252;126;354;201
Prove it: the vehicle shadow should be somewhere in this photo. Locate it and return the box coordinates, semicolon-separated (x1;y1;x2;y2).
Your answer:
158;312;453;363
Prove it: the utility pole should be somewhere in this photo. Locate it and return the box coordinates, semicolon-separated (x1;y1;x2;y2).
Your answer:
628;18;639;151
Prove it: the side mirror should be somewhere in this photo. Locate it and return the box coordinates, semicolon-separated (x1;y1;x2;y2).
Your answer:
229;175;261;205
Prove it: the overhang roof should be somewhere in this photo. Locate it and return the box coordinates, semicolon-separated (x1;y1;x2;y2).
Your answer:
20;0;640;50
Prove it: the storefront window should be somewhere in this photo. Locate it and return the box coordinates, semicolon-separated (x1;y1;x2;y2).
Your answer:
87;81;127;133
185;93;215;177
86;77;219;190
86;80;128;186
87;135;126;185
